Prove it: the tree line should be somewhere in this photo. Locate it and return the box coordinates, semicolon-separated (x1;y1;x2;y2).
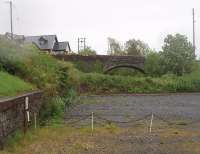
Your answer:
77;33;196;76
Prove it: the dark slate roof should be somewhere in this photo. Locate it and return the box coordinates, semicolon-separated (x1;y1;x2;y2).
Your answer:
53;42;70;52
2;32;71;52
25;35;58;50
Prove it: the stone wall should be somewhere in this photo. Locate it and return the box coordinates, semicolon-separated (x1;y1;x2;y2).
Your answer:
54;55;145;73
0;91;43;148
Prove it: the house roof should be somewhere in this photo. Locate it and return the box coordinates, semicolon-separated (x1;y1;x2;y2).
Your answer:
25;35;58;50
2;32;71;52
53;42;70;51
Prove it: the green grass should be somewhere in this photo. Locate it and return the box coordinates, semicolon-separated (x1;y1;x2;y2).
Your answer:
0;71;34;98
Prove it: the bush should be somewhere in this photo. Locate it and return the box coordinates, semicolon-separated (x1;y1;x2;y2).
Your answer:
40;96;65;122
40;89;78;123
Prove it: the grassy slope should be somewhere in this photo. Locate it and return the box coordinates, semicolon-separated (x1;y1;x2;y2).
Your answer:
1;38;200;96
0;38;79;96
0;71;34;98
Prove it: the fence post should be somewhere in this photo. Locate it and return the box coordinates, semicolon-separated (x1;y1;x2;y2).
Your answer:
34;113;37;129
23;97;27;134
91;112;94;133
149;113;154;133
25;97;30;123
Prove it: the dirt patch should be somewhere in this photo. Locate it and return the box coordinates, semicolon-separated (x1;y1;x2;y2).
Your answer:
2;125;200;154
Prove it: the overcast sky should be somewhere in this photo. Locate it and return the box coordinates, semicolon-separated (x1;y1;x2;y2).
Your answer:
0;0;200;55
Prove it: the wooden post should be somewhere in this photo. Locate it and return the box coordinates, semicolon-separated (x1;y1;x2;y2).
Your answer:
23;97;29;134
23;100;27;134
25;97;30;123
34;113;37;129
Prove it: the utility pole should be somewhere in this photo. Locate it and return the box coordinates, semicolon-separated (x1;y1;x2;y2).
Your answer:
78;37;86;53
5;0;14;39
193;8;196;53
83;38;86;50
78;38;80;54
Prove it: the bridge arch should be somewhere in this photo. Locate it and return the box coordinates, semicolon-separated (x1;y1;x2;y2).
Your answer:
104;64;145;74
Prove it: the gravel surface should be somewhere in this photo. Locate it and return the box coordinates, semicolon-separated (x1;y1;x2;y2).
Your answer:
64;94;200;154
66;93;200;123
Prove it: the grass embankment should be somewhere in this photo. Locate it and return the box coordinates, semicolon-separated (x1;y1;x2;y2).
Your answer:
0;71;34;98
0;38;79;97
79;72;200;94
1;38;200;96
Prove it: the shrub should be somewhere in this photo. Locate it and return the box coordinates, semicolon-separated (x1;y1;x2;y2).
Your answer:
40;96;65;122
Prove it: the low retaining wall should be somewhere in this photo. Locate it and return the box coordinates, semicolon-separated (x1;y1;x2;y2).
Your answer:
0;91;43;149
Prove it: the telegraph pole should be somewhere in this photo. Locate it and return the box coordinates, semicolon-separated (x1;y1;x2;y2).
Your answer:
78;38;80;53
5;0;14;39
83;38;86;50
78;38;86;53
9;0;14;39
193;8;196;53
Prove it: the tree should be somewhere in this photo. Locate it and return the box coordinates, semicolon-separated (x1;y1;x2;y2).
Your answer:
145;52;163;76
79;47;96;56
107;37;124;55
161;34;195;75
124;39;150;56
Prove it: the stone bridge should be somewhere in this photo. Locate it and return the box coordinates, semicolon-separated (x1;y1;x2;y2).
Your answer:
54;55;145;73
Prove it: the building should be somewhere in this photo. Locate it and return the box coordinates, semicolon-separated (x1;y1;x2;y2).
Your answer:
2;32;71;54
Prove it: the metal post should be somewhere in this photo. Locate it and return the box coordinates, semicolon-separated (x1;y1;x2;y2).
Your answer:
149;113;154;133
193;8;196;54
84;38;86;50
91;112;94;133
9;1;13;39
78;38;80;53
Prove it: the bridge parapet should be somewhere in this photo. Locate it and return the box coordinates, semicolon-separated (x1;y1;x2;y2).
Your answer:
54;55;145;73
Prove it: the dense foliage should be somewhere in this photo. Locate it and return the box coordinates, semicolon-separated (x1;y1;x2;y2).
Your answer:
107;34;196;77
161;34;195;75
124;39;150;56
107;37;151;56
